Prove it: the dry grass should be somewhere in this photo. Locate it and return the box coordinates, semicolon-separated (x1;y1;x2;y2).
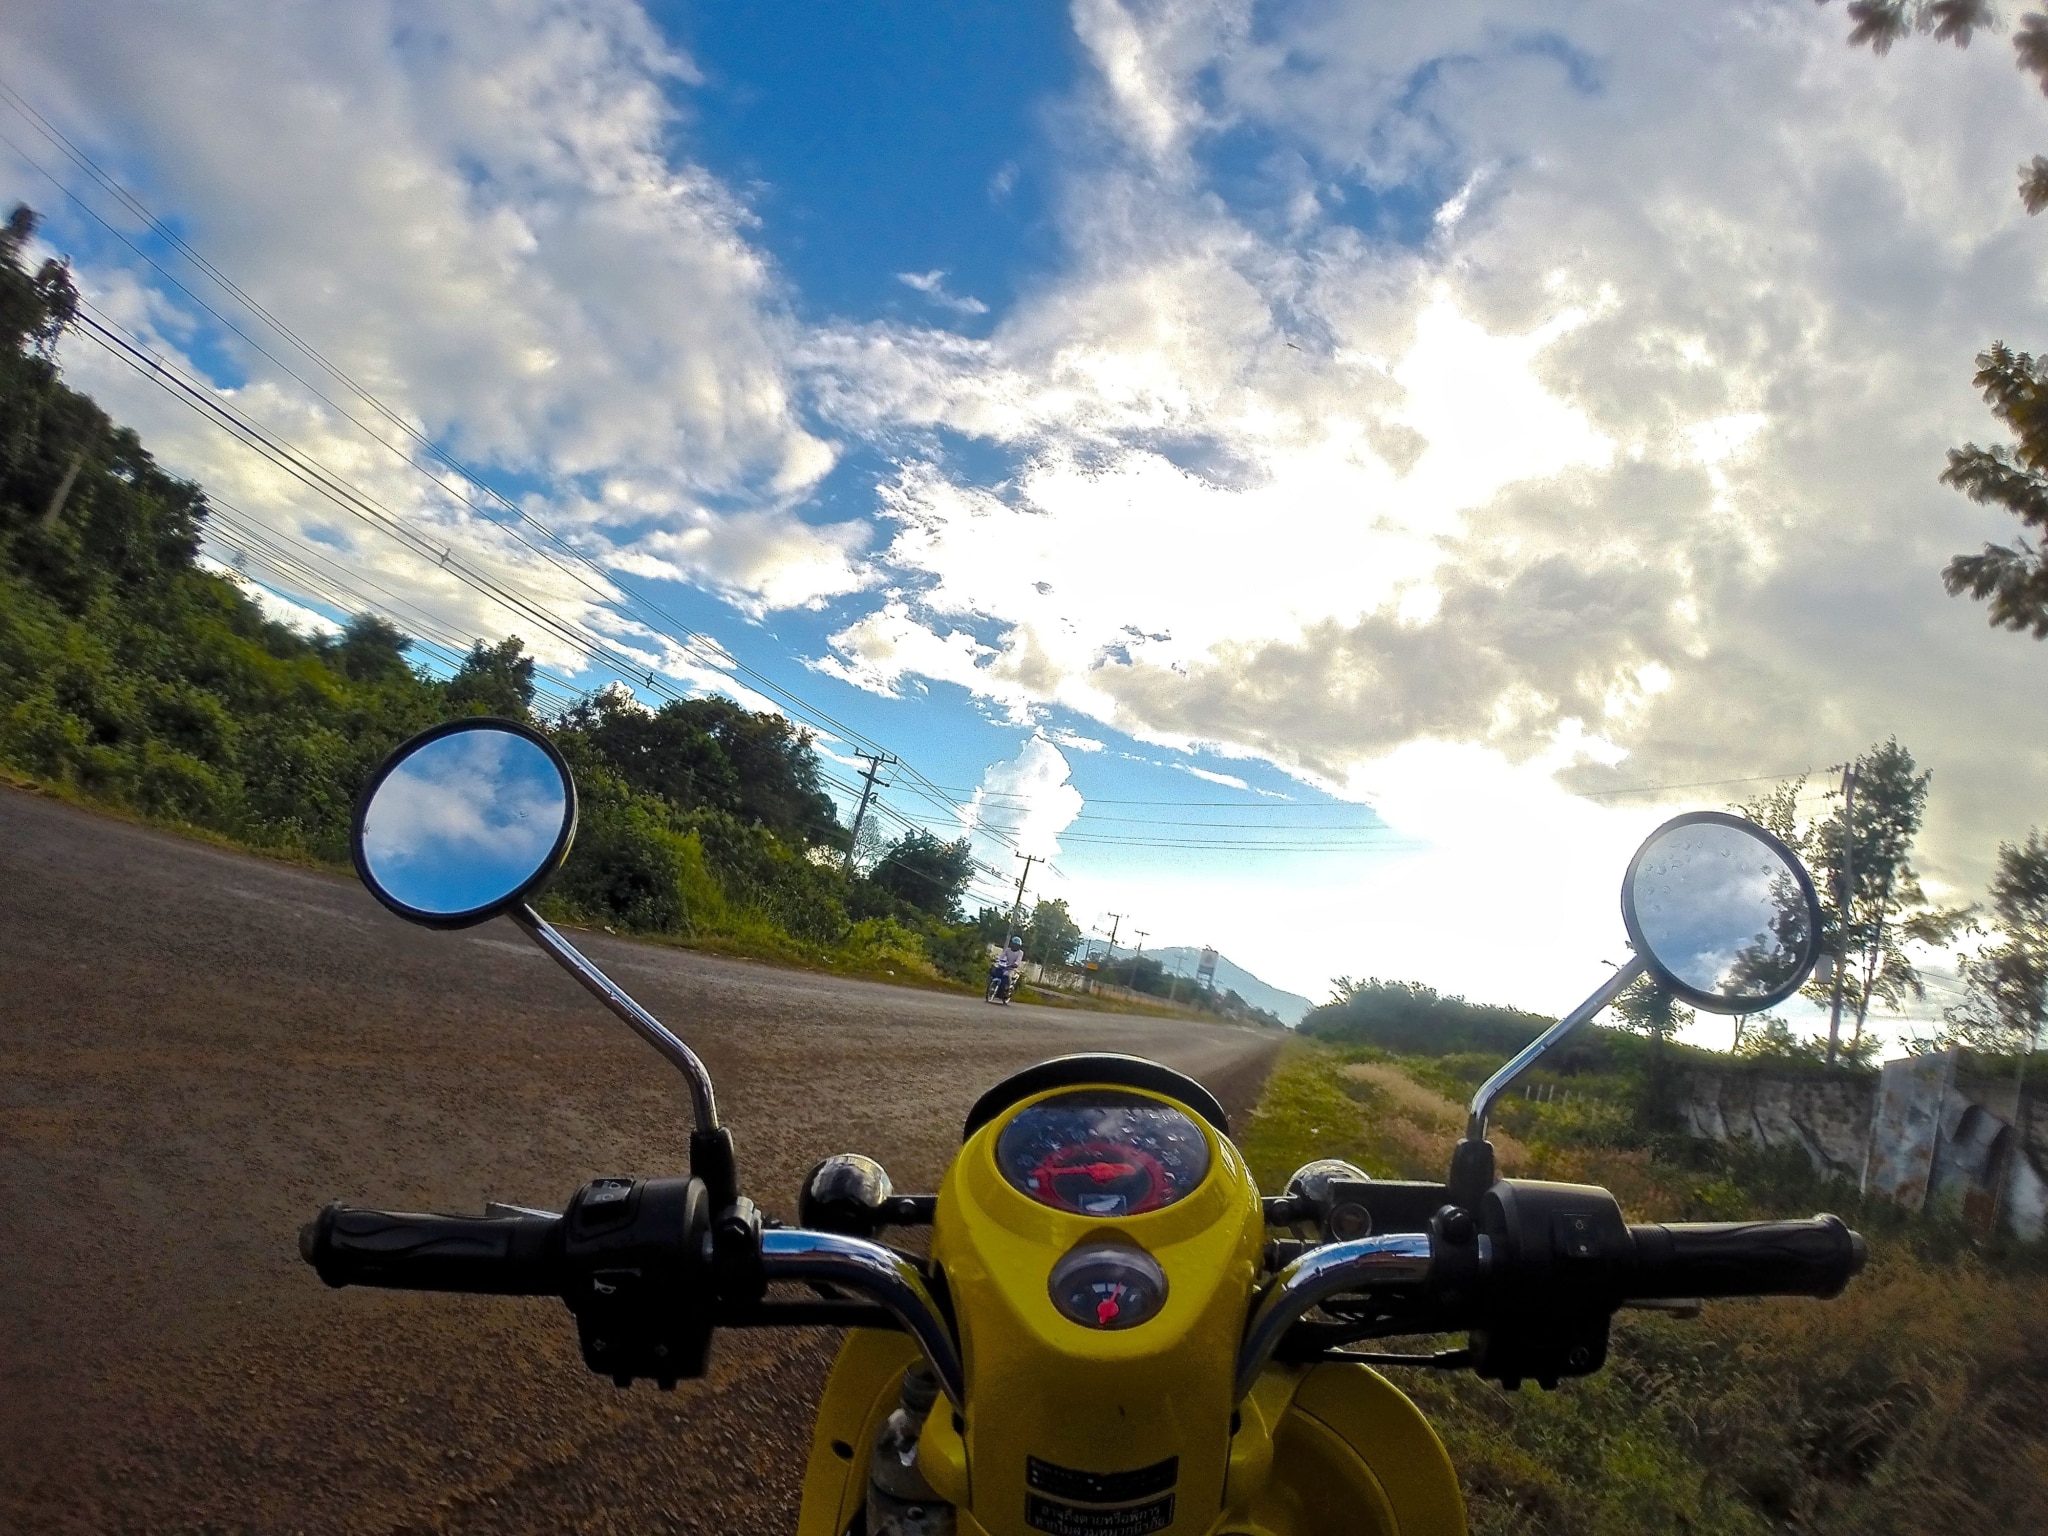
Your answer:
1342;1060;1531;1171
1243;1042;2048;1534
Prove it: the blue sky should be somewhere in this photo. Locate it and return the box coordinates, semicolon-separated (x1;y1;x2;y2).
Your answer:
657;0;1072;327
6;1;2048;1043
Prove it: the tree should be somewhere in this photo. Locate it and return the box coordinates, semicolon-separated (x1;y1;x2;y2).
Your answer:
1612;974;1693;1044
1305;977;1553;1055
1023;897;1084;968
1938;343;2048;637
869;829;974;920
567;686;843;847
322;613;414;684
1823;11;2048;631
1944;829;2048;1055
0;205;78;354
445;635;536;718
1740;740;1970;1059
1823;2;2048;210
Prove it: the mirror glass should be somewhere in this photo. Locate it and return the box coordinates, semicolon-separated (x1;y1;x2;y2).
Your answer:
1624;817;1817;1011
357;725;571;919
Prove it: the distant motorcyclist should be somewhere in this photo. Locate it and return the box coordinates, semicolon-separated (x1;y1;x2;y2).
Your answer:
986;936;1025;1004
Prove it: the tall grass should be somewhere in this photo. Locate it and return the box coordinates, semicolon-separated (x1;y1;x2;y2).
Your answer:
1238;1043;2048;1533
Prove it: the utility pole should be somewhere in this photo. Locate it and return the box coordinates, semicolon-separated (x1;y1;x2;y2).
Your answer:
1008;853;1038;931
1130;929;1150;1001
844;751;897;872
1099;913;1125;995
1825;762;1858;1067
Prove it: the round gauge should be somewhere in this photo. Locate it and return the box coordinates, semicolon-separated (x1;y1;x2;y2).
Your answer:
1048;1241;1168;1331
994;1090;1211;1217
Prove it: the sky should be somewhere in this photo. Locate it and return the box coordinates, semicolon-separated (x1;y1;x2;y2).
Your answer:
6;1;2048;1051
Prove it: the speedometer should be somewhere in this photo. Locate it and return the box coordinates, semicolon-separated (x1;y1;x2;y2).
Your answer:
994;1091;1211;1216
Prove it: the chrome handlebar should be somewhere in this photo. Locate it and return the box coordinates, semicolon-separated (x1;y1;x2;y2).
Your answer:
754;1228;1448;1410
1233;1232;1441;1402
760;1229;966;1408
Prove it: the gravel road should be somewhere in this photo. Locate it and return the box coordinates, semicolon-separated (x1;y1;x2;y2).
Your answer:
0;787;1282;1535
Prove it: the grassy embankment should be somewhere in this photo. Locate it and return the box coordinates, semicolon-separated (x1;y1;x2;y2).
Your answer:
0;206;1010;994
1237;1040;2048;1535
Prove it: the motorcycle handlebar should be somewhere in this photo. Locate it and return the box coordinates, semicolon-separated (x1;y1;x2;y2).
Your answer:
1624;1213;1866;1301
760;1229;965;1408
300;1203;563;1295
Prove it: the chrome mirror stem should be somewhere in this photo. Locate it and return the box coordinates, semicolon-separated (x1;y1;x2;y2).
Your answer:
511;904;719;1133
1464;954;1644;1144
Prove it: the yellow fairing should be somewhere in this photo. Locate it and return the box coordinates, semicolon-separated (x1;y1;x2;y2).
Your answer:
796;1082;1468;1536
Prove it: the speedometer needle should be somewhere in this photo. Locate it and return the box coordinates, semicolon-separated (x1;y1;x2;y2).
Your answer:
1071;1162;1137;1183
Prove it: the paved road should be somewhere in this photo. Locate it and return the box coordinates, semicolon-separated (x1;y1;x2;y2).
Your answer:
0;788;1281;1535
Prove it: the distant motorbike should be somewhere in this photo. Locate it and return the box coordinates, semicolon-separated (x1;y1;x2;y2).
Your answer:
302;717;1865;1535
986;960;1019;1005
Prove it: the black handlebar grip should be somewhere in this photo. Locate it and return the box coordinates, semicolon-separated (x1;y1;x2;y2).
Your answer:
1626;1213;1867;1301
300;1203;563;1295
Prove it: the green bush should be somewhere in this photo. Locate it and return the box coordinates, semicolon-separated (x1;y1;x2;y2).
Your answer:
0;202;1002;991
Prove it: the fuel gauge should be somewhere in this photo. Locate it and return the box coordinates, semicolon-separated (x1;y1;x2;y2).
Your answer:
1048;1241;1168;1331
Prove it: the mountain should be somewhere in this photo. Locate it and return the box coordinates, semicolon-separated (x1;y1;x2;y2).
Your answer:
1104;944;1317;1026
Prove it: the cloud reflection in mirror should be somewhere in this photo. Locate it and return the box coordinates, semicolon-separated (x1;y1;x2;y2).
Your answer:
359;727;570;918
1627;820;1812;1008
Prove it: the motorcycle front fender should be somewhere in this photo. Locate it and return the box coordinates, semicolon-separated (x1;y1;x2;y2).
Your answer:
797;1332;1466;1536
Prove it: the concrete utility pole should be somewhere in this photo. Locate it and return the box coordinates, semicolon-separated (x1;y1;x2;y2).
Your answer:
1099;913;1125;994
844;751;897;872
1826;762;1859;1067
1008;853;1038;931
39;449;85;531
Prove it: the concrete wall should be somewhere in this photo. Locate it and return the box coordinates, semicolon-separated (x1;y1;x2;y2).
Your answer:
1682;1053;2047;1242
1862;1052;1951;1209
1680;1069;1873;1181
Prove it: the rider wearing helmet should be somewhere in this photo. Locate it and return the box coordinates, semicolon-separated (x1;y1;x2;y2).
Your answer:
989;936;1026;1002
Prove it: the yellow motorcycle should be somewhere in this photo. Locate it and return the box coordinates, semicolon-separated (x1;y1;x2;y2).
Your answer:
302;718;1866;1536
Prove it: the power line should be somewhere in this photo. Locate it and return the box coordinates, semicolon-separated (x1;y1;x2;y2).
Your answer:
72;300;1015;853
956;766;1823;810
0;93;945;771
68;296;1034;854
2;83;1835;868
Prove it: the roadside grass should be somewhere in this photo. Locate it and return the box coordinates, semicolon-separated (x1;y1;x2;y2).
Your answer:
4;773;1290;1024
0;771;984;994
1239;1041;2048;1535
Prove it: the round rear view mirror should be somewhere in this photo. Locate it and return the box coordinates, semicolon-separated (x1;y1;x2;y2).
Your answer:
351;718;577;929
1620;811;1821;1014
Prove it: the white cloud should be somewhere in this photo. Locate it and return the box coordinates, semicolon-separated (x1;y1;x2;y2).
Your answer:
896;269;990;317
805;1;2048;994
962;735;1086;868
809;0;2048;1046
13;0;2048;1043
4;0;858;651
